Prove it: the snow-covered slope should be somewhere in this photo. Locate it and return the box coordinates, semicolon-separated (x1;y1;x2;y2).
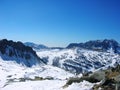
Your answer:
2;80;94;90
67;39;120;54
37;48;120;74
24;42;49;51
1;57;88;90
0;39;44;67
1;39;120;90
0;57;94;90
0;58;73;82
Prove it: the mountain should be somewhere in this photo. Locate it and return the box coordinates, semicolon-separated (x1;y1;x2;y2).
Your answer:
24;42;48;51
1;39;120;90
0;55;74;90
24;42;64;51
37;48;120;74
0;39;44;67
67;39;120;54
50;47;64;50
37;39;120;74
1;39;120;74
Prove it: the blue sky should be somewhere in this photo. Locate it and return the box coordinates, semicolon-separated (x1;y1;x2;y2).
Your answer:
0;0;120;47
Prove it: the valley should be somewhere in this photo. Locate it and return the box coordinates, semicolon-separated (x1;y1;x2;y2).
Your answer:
0;39;120;90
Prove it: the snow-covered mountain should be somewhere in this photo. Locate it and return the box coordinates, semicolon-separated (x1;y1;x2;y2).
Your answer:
1;39;120;90
0;57;94;90
37;48;120;74
37;39;120;74
24;42;49;51
0;39;44;67
67;39;120;54
24;42;64;51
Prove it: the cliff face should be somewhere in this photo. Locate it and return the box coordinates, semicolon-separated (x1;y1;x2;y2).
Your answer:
67;39;120;53
0;39;44;67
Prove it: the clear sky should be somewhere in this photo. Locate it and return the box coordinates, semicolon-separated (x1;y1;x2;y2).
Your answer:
0;0;120;47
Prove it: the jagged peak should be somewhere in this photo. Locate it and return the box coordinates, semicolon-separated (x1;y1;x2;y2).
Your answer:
67;39;120;53
0;39;45;67
24;42;48;50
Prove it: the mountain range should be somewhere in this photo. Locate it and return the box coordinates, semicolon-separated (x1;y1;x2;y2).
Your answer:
67;39;120;54
0;39;44;67
24;42;49;50
0;39;120;73
1;39;120;90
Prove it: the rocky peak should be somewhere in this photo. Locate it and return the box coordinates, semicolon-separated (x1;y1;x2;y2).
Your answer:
67;39;120;53
0;39;44;67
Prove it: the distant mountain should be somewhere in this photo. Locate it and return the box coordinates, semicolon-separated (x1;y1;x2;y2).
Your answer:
1;39;120;74
37;47;120;74
0;39;45;67
50;47;64;50
24;42;64;51
24;42;48;50
67;39;120;54
37;39;120;74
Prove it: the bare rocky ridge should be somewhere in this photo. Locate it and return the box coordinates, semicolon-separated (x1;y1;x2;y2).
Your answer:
0;39;44;67
67;39;120;54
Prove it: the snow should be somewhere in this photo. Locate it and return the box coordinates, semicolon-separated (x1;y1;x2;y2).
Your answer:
1;80;95;90
0;55;95;90
36;49;77;65
37;48;120;73
0;57;78;90
64;81;94;90
2;80;66;90
1;39;120;90
1;47;120;90
0;58;26;88
0;47;42;67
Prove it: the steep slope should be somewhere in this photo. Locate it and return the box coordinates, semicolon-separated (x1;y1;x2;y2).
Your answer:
67;39;120;54
0;57;74;90
0;57;94;90
24;42;48;51
24;42;64;51
1;39;120;90
37;48;120;74
0;39;44;67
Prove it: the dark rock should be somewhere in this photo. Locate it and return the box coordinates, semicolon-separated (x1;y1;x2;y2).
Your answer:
67;39;120;54
0;39;45;67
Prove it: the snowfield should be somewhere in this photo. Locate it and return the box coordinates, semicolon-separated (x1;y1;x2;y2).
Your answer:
1;47;119;90
2;80;94;90
2;80;66;90
0;57;94;90
1;39;120;90
37;48;120;73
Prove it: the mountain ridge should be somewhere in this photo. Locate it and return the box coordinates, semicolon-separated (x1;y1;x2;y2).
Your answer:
67;39;120;54
24;39;120;54
0;39;44;67
1;39;120;73
24;42;49;50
